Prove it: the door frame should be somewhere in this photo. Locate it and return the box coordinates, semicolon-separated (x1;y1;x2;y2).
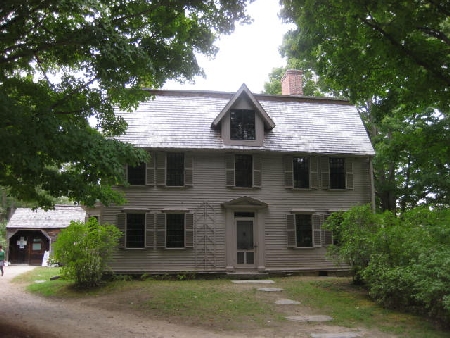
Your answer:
222;196;268;272
235;216;256;268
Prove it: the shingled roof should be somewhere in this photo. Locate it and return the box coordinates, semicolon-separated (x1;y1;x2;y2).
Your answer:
7;205;86;229
115;87;375;156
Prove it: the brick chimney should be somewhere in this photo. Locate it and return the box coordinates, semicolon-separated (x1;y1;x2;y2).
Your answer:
281;69;303;96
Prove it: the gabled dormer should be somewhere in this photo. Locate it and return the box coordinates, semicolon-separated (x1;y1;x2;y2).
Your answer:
211;84;275;146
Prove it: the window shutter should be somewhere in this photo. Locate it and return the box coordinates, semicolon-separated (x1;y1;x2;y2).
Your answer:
156;152;166;186
156;213;166;248
320;157;330;189
253;154;262;188
185;213;194;248
312;214;323;247
310;156;319;189
345;158;354;190
184;153;193;187
117;213;126;248
286;214;296;248
146;153;155;186
284;155;293;188
145;213;155;248
225;153;235;187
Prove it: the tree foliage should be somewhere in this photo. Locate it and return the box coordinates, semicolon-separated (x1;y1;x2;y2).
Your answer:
324;206;450;324
52;218;122;288
280;0;450;112
1;0;252;209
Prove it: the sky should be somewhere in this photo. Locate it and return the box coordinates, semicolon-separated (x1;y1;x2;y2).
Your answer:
163;0;295;93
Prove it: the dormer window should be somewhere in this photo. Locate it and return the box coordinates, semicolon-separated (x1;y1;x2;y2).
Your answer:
230;109;256;140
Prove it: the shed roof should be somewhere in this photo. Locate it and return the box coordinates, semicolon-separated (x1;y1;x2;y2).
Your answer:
115;88;375;156
7;205;86;229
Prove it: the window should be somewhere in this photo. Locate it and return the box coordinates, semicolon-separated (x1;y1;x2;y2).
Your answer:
166;214;185;248
330;158;345;189
286;213;332;248
230;109;256;140
126;214;145;248
235;154;253;187
156;213;194;248
295;214;313;247
293;157;309;188
127;163;146;185
166;153;184;186
156;152;193;187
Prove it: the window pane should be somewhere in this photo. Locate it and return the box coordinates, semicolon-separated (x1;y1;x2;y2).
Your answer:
330;158;345;189
126;214;145;248
128;163;146;185
230;109;256;140
293;157;309;188
235;154;253;187
166;153;184;186
166;214;185;248
295;214;312;247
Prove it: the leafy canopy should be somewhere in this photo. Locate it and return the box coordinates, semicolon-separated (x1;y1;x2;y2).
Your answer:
1;0;252;209
280;0;450;112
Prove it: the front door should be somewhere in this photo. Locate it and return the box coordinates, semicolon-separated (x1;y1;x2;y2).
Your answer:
236;218;256;267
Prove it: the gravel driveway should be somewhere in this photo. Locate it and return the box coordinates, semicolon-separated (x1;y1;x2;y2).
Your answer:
0;265;241;338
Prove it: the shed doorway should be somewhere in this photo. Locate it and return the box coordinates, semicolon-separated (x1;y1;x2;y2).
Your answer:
9;230;49;266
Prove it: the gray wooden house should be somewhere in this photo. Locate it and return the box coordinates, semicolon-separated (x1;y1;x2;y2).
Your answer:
6;205;86;265
96;71;375;274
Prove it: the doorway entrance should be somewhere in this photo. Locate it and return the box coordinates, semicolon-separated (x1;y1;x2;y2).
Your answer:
9;230;49;265
235;215;256;268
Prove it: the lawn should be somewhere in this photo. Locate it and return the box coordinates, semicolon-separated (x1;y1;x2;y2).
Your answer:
14;267;450;337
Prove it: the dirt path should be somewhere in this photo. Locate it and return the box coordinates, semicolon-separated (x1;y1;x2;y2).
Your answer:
0;266;243;338
0;266;396;338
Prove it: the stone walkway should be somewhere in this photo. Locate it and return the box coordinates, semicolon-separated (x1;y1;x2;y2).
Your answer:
231;279;363;338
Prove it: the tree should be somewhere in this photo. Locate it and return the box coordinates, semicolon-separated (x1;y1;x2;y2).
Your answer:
280;0;450;112
52;218;122;287
1;0;252;209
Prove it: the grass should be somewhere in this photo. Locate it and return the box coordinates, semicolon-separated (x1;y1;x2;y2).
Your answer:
13;268;450;337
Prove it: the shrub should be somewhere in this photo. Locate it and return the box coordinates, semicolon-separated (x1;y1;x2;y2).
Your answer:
326;205;450;326
52;218;122;288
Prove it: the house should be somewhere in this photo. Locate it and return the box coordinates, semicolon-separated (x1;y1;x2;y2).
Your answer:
94;70;375;274
6;204;86;265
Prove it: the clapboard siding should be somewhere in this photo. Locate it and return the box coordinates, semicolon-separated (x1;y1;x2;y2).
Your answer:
102;151;371;273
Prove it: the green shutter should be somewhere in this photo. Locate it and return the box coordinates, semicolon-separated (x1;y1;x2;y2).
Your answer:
320;157;330;189
312;214;322;247
284;155;293;188
156;152;166;186
185;213;194;248
184;153;193;187
225;153;235;187
310;156;319;189
117;213;126;248
286;214;296;248
253;154;262;188
156;213;166;248
345;158;354;190
145;213;155;248
146;152;155;186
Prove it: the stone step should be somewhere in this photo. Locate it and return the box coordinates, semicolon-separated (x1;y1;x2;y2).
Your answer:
231;279;275;284
275;298;301;305
310;333;361;338
286;315;333;322
257;287;284;292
